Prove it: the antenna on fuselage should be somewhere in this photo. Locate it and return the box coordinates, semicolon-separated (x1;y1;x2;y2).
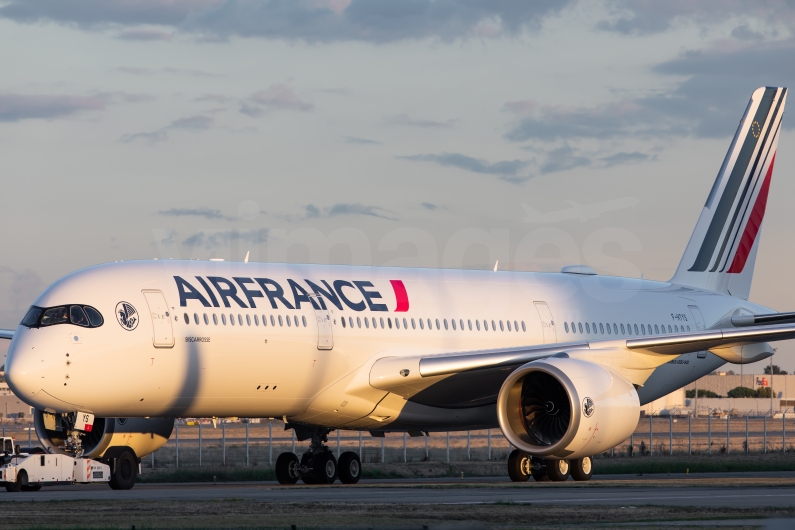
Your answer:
244;250;250;264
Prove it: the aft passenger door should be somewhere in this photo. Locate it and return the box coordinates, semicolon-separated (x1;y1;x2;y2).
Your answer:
688;305;706;331
534;301;557;343
142;290;174;348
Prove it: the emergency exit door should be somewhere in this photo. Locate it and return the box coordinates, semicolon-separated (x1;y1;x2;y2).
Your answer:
534;301;557;344
142;290;174;348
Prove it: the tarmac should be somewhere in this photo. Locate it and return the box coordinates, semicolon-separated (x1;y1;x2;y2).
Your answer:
1;471;795;507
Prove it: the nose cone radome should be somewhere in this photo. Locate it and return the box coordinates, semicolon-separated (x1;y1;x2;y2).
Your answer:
5;329;48;407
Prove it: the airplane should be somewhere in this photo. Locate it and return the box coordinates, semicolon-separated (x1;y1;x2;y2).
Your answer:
0;86;792;490
521;197;640;224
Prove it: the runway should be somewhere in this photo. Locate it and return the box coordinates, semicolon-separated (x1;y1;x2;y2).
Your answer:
2;472;795;507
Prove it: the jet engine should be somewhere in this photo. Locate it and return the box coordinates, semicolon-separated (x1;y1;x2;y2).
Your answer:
497;356;639;460
33;410;174;459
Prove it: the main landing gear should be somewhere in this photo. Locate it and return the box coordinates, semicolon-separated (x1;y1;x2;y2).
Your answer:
507;449;593;482
275;427;362;485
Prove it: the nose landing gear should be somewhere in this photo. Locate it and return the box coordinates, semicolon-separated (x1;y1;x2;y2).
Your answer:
274;426;362;485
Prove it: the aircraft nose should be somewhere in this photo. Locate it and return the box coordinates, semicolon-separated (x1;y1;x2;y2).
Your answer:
5;331;47;402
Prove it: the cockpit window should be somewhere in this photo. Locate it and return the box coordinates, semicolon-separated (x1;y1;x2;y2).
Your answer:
21;306;43;327
21;304;104;329
40;307;69;327
69;306;90;327
84;306;103;326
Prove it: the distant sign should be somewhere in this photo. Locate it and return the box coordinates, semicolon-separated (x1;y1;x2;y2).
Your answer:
756;376;770;388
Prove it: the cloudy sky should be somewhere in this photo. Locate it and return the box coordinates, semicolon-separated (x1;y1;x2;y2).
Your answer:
2;0;795;373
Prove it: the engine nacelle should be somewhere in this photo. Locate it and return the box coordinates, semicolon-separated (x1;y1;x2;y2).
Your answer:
34;410;174;459
497;356;639;460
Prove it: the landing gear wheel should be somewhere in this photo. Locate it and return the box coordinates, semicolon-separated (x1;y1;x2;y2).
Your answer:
530;457;548;482
507;449;531;482
108;449;137;490
300;453;316;484
275;452;300;485
313;451;337;484
570;456;593;481
21;484;42;492
338;451;361;484
5;470;26;492
546;459;570;482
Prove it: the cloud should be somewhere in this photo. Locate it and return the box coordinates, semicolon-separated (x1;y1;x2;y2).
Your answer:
0;94;105;122
599;151;652;167
421;202;438;210
304;203;396;220
159;207;232;220
194;93;234;103
182;229;269;248
399;152;531;183
118;66;222;78
343;135;380;145
240;83;313;117
0;266;43;311
120;114;214;144
538;145;592;174
118;29;173;41
502;100;538;115
387;113;459;128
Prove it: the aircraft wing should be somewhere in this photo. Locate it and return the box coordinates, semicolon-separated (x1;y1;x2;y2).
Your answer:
0;329;13;340
369;318;795;408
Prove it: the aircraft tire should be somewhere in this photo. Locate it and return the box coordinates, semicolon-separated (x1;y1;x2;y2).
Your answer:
530;457;548;481
546;459;570;482
338;451;361;484
5;470;26;492
275;452;300;485
312;451;337;484
300;453;316;484
507;449;531;482
108;449;137;490
570;456;593;481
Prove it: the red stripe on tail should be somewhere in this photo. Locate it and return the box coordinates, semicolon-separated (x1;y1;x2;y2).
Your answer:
728;153;776;273
390;280;409;312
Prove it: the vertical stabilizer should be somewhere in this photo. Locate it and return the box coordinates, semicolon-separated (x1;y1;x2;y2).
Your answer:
670;86;787;299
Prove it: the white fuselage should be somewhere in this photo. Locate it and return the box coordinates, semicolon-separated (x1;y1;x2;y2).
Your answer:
4;260;769;430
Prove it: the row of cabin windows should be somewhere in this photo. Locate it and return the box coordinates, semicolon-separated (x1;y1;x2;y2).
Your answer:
185;312;308;328
341;316;527;332
563;321;690;336
182;312;528;333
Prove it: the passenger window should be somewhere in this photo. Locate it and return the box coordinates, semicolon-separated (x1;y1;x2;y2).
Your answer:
468;319;473;330
388;318;393;329
483;319;488;331
246;315;251;326
476;320;480;331
194;313;199;325
565;322;569;333
599;323;604;334
70;306;90;327
514;320;518;332
491;320;496;331
365;318;369;329
522;321;526;332
428;318;432;330
640;324;645;334
239;315;244;326
403;318;408;329
183;313;189;325
84;306;103;327
411;318;416;329
444;319;449;330
627;323;632;335
499;320;504;331
230;314;236;326
419;319;424;330
666;324;671;333
295;316;299;327
286;316;291;327
302;316;307;327
204;314;209;325
460;319;465;330
270;315;276;326
357;317;361;328
585;322;590;333
349;317;354;328
341;317;346;328
451;319;456;330
674;325;679;332
278;315;283;327
373;317;378;328
620;323;625;334
221;314;227;325
506;320;511;331
380;317;385;329
578;322;583;333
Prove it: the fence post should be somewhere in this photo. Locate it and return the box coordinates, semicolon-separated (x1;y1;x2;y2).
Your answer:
764;415;767;453
269;421;273;465
152;451;155;470
176;423;179;469
726;415;730;454
783;409;787;453
222;422;226;466
708;413;712;455
467;431;471;460
199;423;203;467
669;416;673;456
2;426;5;437
381;436;385;463
446;432;450;462
403;432;407;463
745;415;749;454
245;422;249;467
688;413;692;455
488;429;491;460
630;432;634;457
358;431;362;459
649;415;653;457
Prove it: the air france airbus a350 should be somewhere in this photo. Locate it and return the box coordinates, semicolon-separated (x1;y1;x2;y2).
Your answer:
1;87;793;489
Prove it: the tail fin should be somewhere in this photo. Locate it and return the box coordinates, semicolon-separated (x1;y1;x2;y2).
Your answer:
670;86;787;300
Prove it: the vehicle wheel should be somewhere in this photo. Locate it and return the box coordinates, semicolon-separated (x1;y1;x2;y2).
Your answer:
108;449;137;490
275;452;300;485
570;456;593;481
530;457;548;482
21;484;42;492
300;453;316;484
546;459;570;482
5;470;26;492
313;451;337;484
338;451;361;484
507;449;530;482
